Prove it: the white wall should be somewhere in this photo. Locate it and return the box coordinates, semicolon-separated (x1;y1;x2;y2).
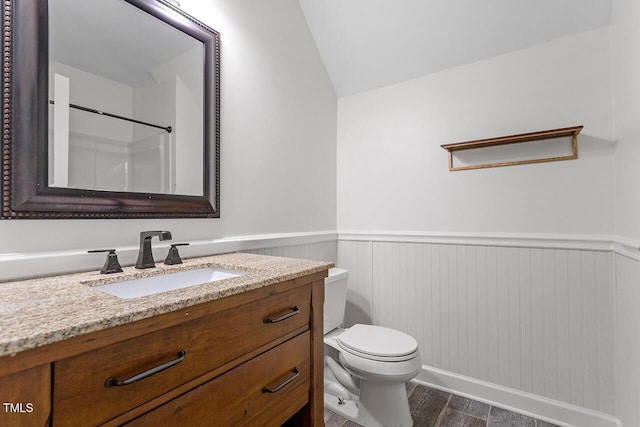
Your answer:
335;27;619;421
611;0;640;425
612;0;640;242
337;28;614;236
334;12;640;426
0;0;337;280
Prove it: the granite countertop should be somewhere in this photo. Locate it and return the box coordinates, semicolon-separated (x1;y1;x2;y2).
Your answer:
0;252;333;358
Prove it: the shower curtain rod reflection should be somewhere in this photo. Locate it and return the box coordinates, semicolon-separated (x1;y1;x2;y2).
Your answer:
48;100;172;133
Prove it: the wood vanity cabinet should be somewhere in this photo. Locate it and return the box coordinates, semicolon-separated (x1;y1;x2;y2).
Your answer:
0;270;326;427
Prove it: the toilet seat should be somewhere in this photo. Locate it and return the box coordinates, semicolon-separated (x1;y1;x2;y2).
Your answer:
337;324;418;362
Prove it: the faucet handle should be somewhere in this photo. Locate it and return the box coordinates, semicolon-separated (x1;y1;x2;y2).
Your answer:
88;249;123;274
164;243;189;265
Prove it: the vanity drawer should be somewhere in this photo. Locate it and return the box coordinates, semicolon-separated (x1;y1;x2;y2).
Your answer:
125;331;311;427
52;285;311;426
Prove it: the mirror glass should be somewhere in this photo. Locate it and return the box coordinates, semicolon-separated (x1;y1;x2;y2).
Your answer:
48;0;204;196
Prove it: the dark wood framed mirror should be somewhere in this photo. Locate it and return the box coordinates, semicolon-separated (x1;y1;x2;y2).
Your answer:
1;0;220;218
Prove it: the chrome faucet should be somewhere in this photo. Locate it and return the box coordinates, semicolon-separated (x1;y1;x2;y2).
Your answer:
135;231;172;269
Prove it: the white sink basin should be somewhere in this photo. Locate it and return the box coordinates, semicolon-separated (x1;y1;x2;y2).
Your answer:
93;267;245;299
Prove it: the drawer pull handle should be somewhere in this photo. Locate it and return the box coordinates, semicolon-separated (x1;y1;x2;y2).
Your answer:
262;367;299;393
104;350;186;388
263;306;300;323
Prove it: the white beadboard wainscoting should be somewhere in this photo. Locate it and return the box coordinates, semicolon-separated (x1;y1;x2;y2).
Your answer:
338;233;622;427
612;254;640;427
244;239;337;263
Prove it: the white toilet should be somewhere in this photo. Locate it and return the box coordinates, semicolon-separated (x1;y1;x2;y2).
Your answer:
324;268;422;427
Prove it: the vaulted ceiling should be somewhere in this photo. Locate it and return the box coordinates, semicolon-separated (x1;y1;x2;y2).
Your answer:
297;0;613;97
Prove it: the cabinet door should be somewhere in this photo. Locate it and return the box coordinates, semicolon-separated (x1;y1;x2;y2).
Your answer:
125;331;311;427
0;364;50;427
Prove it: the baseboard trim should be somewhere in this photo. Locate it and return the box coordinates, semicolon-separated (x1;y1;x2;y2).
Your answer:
415;365;622;427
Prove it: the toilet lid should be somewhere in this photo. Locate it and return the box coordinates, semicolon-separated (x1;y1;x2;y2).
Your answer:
337;324;418;362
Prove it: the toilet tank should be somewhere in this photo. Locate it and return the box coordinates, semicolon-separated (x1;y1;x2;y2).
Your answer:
324;268;349;333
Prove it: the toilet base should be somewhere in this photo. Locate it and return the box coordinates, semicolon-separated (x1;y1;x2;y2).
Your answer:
324;377;414;427
358;380;413;427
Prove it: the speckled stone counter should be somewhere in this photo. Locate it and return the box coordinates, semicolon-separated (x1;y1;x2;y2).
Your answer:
0;252;333;357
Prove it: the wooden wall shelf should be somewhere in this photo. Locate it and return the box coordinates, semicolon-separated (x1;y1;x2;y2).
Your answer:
441;125;583;171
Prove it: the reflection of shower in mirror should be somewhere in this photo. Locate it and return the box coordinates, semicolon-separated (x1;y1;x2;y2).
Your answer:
47;43;204;196
49;106;174;194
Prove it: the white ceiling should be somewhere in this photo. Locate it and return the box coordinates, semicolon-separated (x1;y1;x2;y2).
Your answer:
298;0;613;97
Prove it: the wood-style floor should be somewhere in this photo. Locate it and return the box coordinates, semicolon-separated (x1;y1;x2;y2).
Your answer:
324;383;562;427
